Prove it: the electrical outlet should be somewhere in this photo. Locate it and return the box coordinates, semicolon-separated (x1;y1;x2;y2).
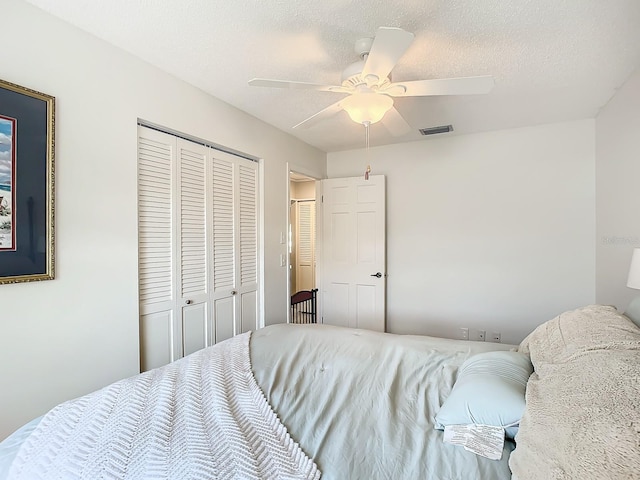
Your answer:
491;332;501;343
460;327;469;341
470;329;486;341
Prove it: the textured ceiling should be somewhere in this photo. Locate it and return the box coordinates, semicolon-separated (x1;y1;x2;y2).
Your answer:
23;0;640;152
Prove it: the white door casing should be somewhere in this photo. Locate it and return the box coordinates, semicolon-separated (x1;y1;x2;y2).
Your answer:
320;175;386;331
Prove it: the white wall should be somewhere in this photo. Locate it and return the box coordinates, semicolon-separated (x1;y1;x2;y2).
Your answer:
0;0;325;440
327;120;596;344
292;181;316;200
595;70;640;311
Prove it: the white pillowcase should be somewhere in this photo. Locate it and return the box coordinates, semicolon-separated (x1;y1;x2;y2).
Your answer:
434;350;533;439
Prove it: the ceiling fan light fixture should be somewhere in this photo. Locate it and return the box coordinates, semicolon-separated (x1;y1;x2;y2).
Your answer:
342;93;393;125
249;27;494;134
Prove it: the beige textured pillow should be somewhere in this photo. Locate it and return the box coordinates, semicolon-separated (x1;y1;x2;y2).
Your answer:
517;304;640;364
510;305;640;480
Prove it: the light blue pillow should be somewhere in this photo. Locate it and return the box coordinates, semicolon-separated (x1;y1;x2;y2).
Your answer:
434;350;533;439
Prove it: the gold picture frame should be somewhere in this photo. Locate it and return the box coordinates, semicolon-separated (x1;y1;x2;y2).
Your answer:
0;78;55;284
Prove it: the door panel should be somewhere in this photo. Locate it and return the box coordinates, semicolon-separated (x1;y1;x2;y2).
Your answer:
140;310;173;371
182;302;207;356
357;183;379;203
356;284;377;331
214;296;235;343
357;211;376;263
330;213;349;262
325;282;350;328
240;290;257;334
321;175;386;331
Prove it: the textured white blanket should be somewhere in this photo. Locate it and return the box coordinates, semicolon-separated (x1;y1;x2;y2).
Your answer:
7;333;321;480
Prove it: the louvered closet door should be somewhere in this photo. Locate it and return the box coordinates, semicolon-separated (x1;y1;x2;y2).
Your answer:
237;158;259;335
210;151;259;342
296;200;315;291
138;126;261;371
177;139;209;357
138;127;177;370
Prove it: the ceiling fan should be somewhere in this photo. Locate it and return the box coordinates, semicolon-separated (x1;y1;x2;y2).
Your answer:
248;27;494;136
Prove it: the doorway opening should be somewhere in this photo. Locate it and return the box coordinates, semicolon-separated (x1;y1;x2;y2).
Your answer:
289;171;318;323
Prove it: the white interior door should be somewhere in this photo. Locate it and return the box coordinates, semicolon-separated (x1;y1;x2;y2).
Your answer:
320;175;386;331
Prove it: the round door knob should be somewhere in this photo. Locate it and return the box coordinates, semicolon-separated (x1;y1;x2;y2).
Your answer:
185;299;192;305
230;290;237;296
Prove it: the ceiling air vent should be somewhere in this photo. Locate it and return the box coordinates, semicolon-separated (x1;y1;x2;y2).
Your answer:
419;125;453;136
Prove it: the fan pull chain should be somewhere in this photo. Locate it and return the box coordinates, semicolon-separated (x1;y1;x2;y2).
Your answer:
364;121;371;180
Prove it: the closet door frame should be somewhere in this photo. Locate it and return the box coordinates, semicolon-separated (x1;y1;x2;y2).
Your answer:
285;163;320;324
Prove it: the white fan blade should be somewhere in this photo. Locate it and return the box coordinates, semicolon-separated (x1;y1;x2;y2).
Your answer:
249;78;350;93
361;27;414;84
381;106;412;137
293;99;345;129
386;75;494;97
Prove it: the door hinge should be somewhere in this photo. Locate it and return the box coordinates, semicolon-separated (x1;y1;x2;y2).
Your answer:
321;195;324;203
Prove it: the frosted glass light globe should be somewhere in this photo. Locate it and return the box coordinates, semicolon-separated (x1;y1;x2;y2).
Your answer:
342;93;393;125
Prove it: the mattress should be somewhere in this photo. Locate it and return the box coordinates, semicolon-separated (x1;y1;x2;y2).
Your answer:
0;324;517;479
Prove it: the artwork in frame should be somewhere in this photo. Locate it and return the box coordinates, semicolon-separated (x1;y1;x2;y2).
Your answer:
0;78;55;284
0;115;16;250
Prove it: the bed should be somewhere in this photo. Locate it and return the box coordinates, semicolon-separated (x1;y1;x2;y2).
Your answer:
1;304;638;479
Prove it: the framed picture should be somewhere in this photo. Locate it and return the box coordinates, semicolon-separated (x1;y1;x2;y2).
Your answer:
0;78;55;284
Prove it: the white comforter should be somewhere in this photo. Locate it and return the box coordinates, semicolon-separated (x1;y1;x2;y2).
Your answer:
6;333;320;480
2;324;518;480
